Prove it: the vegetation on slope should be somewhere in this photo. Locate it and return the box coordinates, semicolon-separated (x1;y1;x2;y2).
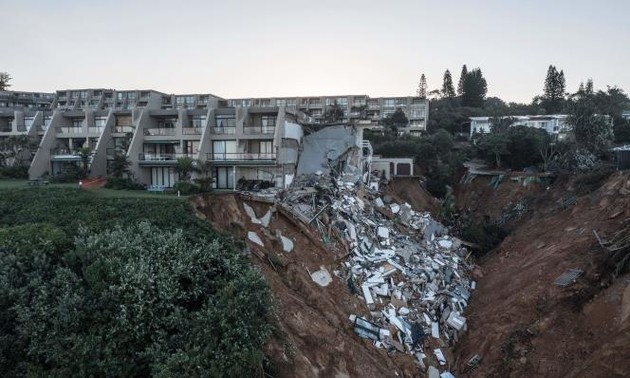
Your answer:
0;187;273;377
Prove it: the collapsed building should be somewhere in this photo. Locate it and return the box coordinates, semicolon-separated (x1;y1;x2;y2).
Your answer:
244;123;474;377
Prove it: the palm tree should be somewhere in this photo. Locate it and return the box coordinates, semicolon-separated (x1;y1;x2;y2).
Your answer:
174;156;200;181
78;147;92;178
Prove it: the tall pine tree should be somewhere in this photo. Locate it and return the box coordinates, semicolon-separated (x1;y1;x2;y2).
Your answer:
541;65;566;114
461;68;487;108
442;69;456;98
457;65;468;96
416;74;427;98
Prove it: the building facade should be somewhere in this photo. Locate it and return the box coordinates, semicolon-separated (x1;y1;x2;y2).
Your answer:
0;89;426;189
469;115;571;139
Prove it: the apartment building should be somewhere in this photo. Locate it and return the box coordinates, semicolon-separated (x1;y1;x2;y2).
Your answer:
1;89;426;189
229;95;429;134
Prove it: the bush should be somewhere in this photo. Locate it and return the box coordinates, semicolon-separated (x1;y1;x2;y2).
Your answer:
573;166;614;195
173;181;200;195
104;177;145;190
49;164;82;183
0;222;273;377
0;165;29;179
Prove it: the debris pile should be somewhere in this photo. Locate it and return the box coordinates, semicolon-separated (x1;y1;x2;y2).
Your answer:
279;172;475;375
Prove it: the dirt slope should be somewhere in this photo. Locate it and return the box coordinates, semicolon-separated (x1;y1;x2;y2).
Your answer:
190;193;420;378
453;172;630;377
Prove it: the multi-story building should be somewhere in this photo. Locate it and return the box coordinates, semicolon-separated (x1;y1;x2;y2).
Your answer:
229;95;429;134
0;91;54;110
469;115;571;139
1;89;426;189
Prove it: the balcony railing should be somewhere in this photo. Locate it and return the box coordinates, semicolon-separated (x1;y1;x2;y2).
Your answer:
50;148;81;157
182;127;203;135
112;125;134;133
144;128;176;136
138;153;194;161
88;126;104;134
243;126;275;135
211;127;236;135
56;126;83;134
207;152;276;161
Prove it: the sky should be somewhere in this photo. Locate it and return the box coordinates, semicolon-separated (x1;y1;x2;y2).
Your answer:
3;0;629;103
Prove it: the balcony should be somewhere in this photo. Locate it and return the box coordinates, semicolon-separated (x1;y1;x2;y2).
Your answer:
144;128;176;136
56;126;83;134
207;152;276;163
182;127;203;135
243;126;275;135
112;125;134;133
88;126;104;134
211;127;236;135
50;148;82;160
138;153;194;163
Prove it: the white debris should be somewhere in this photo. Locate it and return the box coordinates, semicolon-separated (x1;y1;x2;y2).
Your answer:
446;312;467;331
434;348;447;365
390;203;400;213
438;239;453;249
431;322;440;338
243;203;262;224
440;372;456;378
427;366;440;378
374;197;385;208
260;209;272;227
377;226;389;239
247;231;264;247
311;267;332;287
280;235;294;252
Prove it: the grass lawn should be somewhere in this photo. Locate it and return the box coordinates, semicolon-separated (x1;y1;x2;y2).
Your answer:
0;179;188;200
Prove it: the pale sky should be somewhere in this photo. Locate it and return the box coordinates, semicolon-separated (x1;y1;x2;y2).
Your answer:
3;0;629;103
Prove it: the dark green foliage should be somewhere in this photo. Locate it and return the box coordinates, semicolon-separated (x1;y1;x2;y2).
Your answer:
49;163;82;183
0;188;273;377
540;65;566;114
461;221;509;256
417;74;427;99
441;70;456;98
173;181;201;195
0;72;11;91
382;108;409;132
461;68;488;108
476;126;548;169
614;118;630;144
573;167;614;195
104;177;146;190
0;187;215;240
457;65;467;96
109;152;130;178
0;165;28;179
323;100;345;123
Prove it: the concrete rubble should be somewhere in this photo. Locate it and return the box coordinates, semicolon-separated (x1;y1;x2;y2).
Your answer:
239;125;472;376
275;169;474;377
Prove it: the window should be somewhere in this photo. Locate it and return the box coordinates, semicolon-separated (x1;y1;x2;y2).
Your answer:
212;140;237;160
261;115;276;131
215;114;236;128
276;99;287;107
72;119;83;128
95;116;107;128
190;116;206;128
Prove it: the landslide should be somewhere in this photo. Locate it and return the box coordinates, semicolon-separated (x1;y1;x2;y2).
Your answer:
190;193;421;378
453;172;630;377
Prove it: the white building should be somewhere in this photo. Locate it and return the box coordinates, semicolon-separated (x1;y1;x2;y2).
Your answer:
469;115;570;139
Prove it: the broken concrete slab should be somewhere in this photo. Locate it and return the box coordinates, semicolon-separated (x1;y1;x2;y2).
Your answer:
311;266;333;287
280;235;294;252
446;312;466;331
260;209;272;227
434;348;447;365
243;203;262;224
427;366;440;378
247;231;264;247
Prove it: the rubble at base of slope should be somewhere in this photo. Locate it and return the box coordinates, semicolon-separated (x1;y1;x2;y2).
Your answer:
269;170;474;376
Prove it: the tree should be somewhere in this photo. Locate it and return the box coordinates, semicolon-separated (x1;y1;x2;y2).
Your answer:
461;68;488;108
0;72;11;91
457;65;468;96
78;147;92;178
540;65;566;114
383;108;409;133
567;80;615;155
174;156;200;181
110;152;130;178
323;100;344;123
441;69;456;98
417;74;427;99
489;116;516;134
477;133;510;169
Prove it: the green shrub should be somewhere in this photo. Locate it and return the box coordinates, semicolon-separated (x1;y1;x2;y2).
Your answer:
573;166;614;195
104;177;146;190
173;181;200;195
0;166;29;179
